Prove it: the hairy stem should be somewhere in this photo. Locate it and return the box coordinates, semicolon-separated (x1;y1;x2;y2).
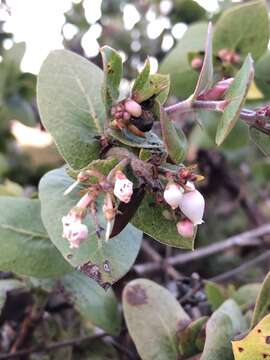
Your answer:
164;99;270;133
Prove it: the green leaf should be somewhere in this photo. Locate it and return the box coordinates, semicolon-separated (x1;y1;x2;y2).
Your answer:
216;55;254;146
178;316;208;357
160;22;208;98
232;283;261;309
39;167;143;287
60;271;121;335
0;279;24;314
205;281;227;311
100;45;122;108
0;197;72;277
213;0;269;61
67;158;119;184
156;75;170;105
5;94;36;126
193;22;213;99
37;50;106;170
0;154;9;177
171;0;206;24
255;51;270;99
74;339;119;359
232;314;270;360
108;128;164;149
0;179;23;197
251;272;270;328
132;58;151;98
159;106;187;164
3;42;25;70
123;279;190;360
190;110;249;152
201;300;248;360
133;73;170;104
132;192;196;249
249;126;270;158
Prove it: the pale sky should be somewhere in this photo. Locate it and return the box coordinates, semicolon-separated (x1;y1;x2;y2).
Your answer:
1;0;219;74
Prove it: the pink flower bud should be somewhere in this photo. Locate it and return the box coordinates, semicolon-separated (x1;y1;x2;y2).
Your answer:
191;57;203;70
76;192;93;209
179;189;205;225
68;222;88;249
123;111;131;121
177;219;194;238
114;171;133;203
125;99;142;118
163;182;183;210
197;78;234;100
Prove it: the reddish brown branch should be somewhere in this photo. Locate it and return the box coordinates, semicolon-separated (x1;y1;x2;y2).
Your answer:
134;223;270;275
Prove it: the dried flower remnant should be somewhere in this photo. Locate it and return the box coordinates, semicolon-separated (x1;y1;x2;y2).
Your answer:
103;193;117;241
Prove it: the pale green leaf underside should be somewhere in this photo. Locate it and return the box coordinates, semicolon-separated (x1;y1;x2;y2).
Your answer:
37;49;106;170
193;22;213;98
123;279;190;360
201;300;248;360
216;55;253;146
60;271;121;335
251;271;270;328
160;106;187;164
39;167;143;286
0;197;72;277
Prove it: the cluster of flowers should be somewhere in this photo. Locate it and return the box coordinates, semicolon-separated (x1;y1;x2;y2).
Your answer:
62;170;133;249
164;181;205;238
61;96;205;249
61;166;205;249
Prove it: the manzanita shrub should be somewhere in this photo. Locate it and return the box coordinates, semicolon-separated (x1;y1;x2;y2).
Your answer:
1;0;270;358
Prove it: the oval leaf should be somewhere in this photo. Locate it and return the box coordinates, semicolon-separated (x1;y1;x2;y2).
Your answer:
255;51;270;99
123;279;190;360
60;271;121;335
100;45;123;108
0;197;72;277
37;50;106;170
160;106;187;164
232;314;270;360
213;0;269;61
201;300;247;360
39;167;143;287
251;272;270;328
160;22;208;98
132;192;196;249
216;55;254;146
